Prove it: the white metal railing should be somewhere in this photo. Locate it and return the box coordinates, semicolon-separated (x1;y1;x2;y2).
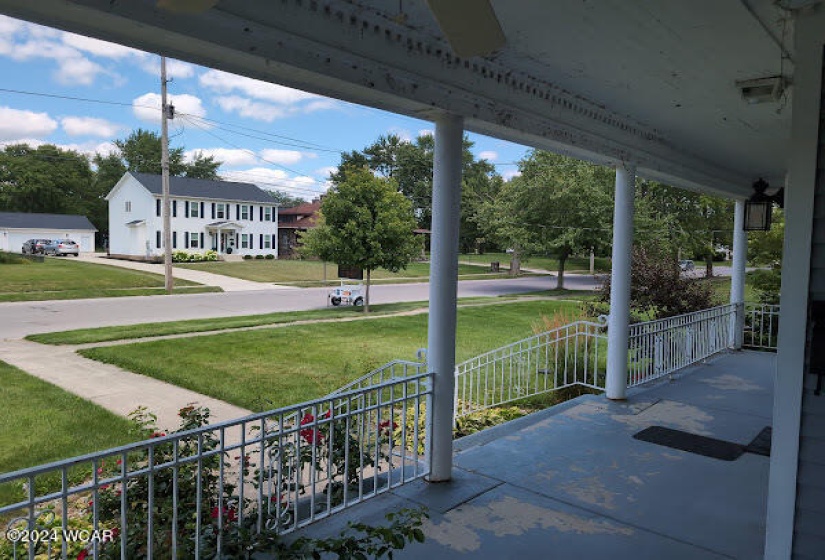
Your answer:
743;302;780;350
453;320;608;419
0;374;431;559
627;304;736;387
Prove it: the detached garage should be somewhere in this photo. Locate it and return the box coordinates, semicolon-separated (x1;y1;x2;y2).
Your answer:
0;212;97;254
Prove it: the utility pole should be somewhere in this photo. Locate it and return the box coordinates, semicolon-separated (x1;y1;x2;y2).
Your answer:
161;56;173;293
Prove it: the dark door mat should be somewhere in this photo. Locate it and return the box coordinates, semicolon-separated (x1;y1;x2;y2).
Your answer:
744;426;772;456
633;426;745;461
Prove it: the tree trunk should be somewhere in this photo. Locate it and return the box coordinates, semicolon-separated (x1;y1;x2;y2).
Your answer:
557;252;567;290
705;256;713;278
509;246;521;276
365;268;371;313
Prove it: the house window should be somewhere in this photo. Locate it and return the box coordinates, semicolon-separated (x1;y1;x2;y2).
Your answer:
190;232;199;248
263;235;271;249
190;201;199;218
264;207;272;221
241;234;249;249
241;205;250;220
125;201;132;213
216;203;226;219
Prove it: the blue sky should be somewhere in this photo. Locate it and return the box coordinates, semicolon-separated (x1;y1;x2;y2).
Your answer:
0;14;528;201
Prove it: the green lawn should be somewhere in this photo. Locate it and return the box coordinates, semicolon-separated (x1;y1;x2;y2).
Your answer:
175;259;521;285
0;361;136;507
0;257;213;302
461;252;612;273
80;300;586;411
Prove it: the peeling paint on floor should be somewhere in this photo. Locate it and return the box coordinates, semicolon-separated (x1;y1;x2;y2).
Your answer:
612;400;714;435
698;374;763;392
423;495;634;552
558;476;619;510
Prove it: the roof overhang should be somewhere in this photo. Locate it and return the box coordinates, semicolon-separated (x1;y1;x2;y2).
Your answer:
0;0;800;198
205;221;244;229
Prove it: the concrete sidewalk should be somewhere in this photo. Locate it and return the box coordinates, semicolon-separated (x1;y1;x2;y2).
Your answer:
0;339;252;429
77;253;285;292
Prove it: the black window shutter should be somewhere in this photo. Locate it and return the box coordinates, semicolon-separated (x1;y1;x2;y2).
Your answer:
200;202;204;218
156;199;161;217
259;207;263;221
185;201;190;218
235;233;239;246
172;231;177;249
184;233;189;249
272;234;276;251
200;232;204;248
211;203;215;219
250;206;254;221
156;230;161;248
273;207;277;222
259;234;263;248
173;200;177;218
236;204;240;220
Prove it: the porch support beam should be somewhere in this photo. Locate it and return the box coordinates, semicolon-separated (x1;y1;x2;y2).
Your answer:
764;9;824;559
730;199;747;349
427;113;464;482
606;163;636;400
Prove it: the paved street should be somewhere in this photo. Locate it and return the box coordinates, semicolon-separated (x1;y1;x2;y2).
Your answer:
0;274;601;339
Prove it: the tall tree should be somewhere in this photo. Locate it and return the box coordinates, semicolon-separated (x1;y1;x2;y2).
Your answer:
300;167;420;312
481;151;614;288
0;144;101;232
267;190;306;207
113;129;220;179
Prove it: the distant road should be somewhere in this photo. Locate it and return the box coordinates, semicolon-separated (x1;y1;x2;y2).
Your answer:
0;274;601;339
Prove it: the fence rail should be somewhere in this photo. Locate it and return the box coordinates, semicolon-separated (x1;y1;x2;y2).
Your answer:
743;302;780;350
0;374;431;559
627;304;737;387
453;320;607;419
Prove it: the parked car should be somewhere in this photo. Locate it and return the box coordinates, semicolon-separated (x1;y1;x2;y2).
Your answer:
21;238;51;254
44;239;80;257
679;259;695;271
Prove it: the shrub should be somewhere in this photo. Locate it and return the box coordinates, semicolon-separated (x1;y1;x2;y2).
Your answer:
0;251;27;264
265;254;275;260
255;254;265;260
243;254;253;260
593;246;714;321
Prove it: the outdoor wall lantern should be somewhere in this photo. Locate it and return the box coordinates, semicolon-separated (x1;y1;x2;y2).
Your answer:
744;178;783;231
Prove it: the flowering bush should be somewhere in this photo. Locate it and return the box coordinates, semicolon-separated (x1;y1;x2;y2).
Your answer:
171;250;219;263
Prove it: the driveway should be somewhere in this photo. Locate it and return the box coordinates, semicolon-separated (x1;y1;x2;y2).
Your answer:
0;274;601;339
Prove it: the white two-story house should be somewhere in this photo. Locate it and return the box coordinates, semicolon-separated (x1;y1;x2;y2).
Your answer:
106;172;278;259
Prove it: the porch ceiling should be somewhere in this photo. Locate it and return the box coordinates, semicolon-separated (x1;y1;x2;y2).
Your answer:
0;0;801;197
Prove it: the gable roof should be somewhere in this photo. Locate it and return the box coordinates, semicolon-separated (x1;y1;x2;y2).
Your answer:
129;172;274;204
0;212;97;231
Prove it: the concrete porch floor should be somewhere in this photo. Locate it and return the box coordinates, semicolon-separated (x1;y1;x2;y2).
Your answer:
295;350;775;559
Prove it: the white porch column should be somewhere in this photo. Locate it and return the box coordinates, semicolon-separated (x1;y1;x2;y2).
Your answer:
427;113;464;482
605;163;636;400
730;199;747;349
764;9;824;559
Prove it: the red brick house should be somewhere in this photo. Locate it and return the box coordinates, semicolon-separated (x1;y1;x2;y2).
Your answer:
277;199;321;258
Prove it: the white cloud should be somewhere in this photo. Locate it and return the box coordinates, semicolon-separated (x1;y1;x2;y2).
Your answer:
387;127;412;142
259;149;307;165
502;169;521;181
184;148;257;167
478;150;498;162
214;96;286;122
61;33;142;59
418;129;434;137
61;116;122;138
0;107;58;141
137;56;196;80
133;92;207;125
315;166;338;179
200;70;319;104
221;166;326;200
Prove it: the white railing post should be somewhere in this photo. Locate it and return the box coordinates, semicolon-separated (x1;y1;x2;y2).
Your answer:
730;199;747;349
606;163;636;400
426;113;463;482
